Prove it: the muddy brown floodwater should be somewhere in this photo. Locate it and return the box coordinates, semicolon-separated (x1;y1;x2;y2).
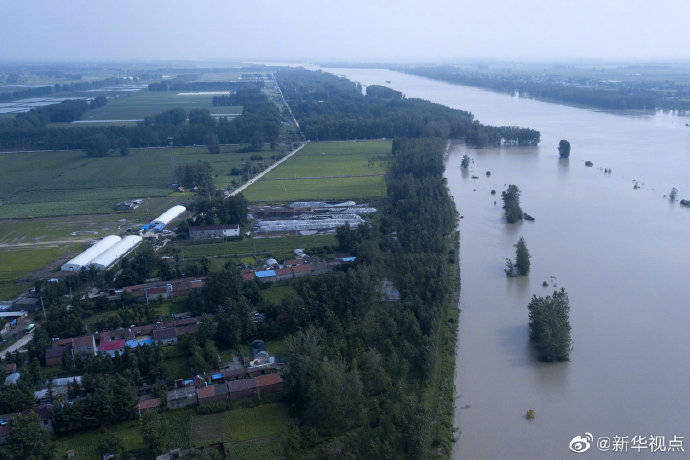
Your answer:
327;67;690;459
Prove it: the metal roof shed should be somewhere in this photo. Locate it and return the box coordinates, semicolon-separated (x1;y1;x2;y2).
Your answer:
89;235;142;270
61;235;121;271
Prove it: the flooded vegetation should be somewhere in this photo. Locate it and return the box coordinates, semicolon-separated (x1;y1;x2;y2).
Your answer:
331;67;690;459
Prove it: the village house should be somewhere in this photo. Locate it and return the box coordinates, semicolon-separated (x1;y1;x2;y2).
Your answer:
98;339;126;357
228;378;257;400
254;373;284;395
197;383;228;405
166;386;197;409
136;398;161;417
153;327;178;345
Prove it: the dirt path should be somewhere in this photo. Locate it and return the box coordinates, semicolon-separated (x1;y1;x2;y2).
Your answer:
229;142;306;197
0;238;93;249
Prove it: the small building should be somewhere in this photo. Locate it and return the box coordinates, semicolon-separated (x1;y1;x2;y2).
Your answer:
254;373;284;395
136;398;161;417
197;383;228;405
33;404;54;432
166;386;197;409
153;328;178;346
49;335;97;364
223;368;249;381
189;225;240;240
228;378;257;400
99;339;126;357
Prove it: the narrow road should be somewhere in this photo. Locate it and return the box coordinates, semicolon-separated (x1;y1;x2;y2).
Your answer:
229;142;307;196
0;238;92;249
0;332;33;358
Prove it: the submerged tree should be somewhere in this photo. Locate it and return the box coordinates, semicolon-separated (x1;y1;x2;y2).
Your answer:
558;139;571;158
514;237;531;276
670;187;678;202
528;289;571;362
460;154;471;168
501;184;523;223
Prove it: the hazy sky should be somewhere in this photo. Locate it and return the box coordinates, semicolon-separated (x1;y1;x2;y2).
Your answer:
2;0;689;62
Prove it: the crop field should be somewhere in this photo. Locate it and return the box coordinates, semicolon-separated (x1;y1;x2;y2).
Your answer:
0;244;84;299
81;90;242;121
242;140;392;202
0;144;265;219
191;403;292;446
170;234;336;261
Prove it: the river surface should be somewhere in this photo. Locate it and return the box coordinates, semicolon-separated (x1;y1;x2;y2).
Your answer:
327;67;690;459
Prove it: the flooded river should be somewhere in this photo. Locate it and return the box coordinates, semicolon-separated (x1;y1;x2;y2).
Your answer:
329;68;690;458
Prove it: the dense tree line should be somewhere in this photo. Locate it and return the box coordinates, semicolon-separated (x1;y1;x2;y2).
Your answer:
277;68;540;146
405;66;690;111
175;161;214;192
148;80;263;92
0;102;280;151
52;374;136;434
212;87;268;106
0;76;124;102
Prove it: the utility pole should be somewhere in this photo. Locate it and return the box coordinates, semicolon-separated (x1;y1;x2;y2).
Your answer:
168;137;175;185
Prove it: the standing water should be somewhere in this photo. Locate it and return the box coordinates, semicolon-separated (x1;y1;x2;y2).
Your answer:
327;68;690;458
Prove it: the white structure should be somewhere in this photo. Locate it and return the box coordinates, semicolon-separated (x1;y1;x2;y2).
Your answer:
89;235;142;270
152;205;186;227
61;235;121;271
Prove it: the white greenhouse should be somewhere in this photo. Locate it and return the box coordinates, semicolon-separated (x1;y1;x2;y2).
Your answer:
151;205;186;227
89;235;143;270
61;235;122;271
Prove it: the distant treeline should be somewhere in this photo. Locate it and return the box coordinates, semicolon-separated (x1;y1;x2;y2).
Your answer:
277;68;540;146
147;79;264;92
212;87;268;106
0;77;125;102
404;66;690;111
0;101;280;151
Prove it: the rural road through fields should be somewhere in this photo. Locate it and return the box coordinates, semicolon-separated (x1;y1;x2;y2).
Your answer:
0;238;94;249
0;332;33;359
229;142;306;197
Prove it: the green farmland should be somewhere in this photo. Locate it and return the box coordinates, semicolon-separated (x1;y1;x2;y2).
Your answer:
81;90;242;121
0;244;84;299
50;403;291;459
243;140;392;202
0;144;265;219
170;234;337;262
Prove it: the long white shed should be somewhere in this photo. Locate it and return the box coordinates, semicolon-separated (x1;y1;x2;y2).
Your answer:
61;235;122;271
89;235;142;270
151;205;186;227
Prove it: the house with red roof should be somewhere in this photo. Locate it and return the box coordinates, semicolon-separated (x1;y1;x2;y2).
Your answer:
99;339;126;357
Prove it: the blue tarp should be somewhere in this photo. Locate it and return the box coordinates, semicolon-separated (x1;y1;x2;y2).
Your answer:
211;373;223;380
126;338;153;348
255;270;276;278
341;257;356;262
153;223;165;232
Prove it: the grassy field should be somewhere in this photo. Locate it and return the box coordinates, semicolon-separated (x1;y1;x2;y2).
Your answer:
191;403;292;446
81;90;242;121
0;144;264;219
170;234;337;262
243;140;392;202
0;244;84;299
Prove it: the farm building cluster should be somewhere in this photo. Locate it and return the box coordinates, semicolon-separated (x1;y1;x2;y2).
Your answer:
61;235;142;271
241;250;356;283
249;201;375;236
60;205;186;271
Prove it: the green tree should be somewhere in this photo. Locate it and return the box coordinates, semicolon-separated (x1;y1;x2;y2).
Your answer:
5;412;51;459
527;289;571;361
558;139;571;158
514;237;531;276
117;137;129;156
501;184;523;223
85;133;110;157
